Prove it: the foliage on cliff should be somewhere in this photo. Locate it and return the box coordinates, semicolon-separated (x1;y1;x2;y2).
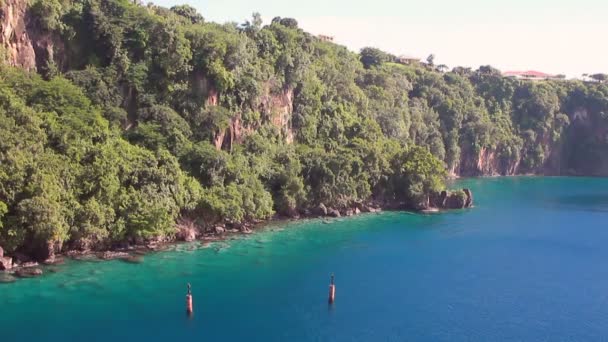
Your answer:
1;0;607;257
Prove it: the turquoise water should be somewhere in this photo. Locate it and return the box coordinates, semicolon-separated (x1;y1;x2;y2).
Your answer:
2;177;608;341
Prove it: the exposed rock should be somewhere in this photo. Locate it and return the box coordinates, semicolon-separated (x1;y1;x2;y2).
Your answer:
43;240;63;263
98;251;129;260
0;0;64;73
280;205;300;218
111;242;129;251
70;237;93;253
354;207;361;215
15;267;43;278
177;226;197;242
0;245;3;258
463;188;474;208
457;146;520;176
66;250;89;258
133;236;145;246
43;256;64;265
0;256;12;271
145;243;162;252
431;188;473;209
345;209;354;217
176;219;199;242
1;0;36;70
328;209;341;218
360;203;382;213
314;203;328;216
214;226;226;234
446;192;466;209
19;261;39;268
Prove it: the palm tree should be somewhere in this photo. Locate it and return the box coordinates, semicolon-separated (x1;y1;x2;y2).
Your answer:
437;64;448;73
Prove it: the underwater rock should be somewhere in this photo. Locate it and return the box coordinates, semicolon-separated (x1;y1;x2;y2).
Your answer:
0;273;17;283
121;255;144;264
15;267;43;278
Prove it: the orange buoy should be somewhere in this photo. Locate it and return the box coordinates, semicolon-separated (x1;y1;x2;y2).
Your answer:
328;274;335;303
186;283;193;315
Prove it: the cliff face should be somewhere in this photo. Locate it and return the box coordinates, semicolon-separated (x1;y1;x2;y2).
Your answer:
0;0;36;70
455;105;608;177
457;146;520;176
0;0;60;73
560;107;608;176
211;82;295;151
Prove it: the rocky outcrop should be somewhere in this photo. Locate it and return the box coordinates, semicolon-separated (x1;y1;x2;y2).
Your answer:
445;192;466;209
361;205;381;213
314;203;328;216
0;0;63;72
0;256;12;270
0;0;36;70
240;225;253;234
431;188;474;210
310;202;377;218
463;188;473;207
176;226;197;242
98;251;130;260
261;85;294;144
327;208;341;218
209;81;295;151
457;146;520;177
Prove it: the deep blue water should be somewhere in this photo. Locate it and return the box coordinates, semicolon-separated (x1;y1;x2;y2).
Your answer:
2;177;608;341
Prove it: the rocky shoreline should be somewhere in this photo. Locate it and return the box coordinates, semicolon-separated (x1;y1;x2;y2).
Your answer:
0;188;473;282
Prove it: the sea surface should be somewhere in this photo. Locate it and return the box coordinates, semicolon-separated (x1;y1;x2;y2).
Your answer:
2;177;608;341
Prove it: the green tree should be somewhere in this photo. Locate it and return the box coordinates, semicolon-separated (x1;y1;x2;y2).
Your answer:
360;47;389;69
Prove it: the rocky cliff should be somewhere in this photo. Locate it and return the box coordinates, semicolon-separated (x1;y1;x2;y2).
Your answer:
0;0;61;73
211;82;295;151
454;106;608;177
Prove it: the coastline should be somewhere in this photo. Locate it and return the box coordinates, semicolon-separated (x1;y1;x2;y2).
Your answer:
0;211;378;282
0;207;437;282
0;187;474;281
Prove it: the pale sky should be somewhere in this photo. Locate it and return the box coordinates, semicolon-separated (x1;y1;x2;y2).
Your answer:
153;0;607;77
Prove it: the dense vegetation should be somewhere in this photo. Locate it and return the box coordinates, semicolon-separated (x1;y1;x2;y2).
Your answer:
1;0;607;258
